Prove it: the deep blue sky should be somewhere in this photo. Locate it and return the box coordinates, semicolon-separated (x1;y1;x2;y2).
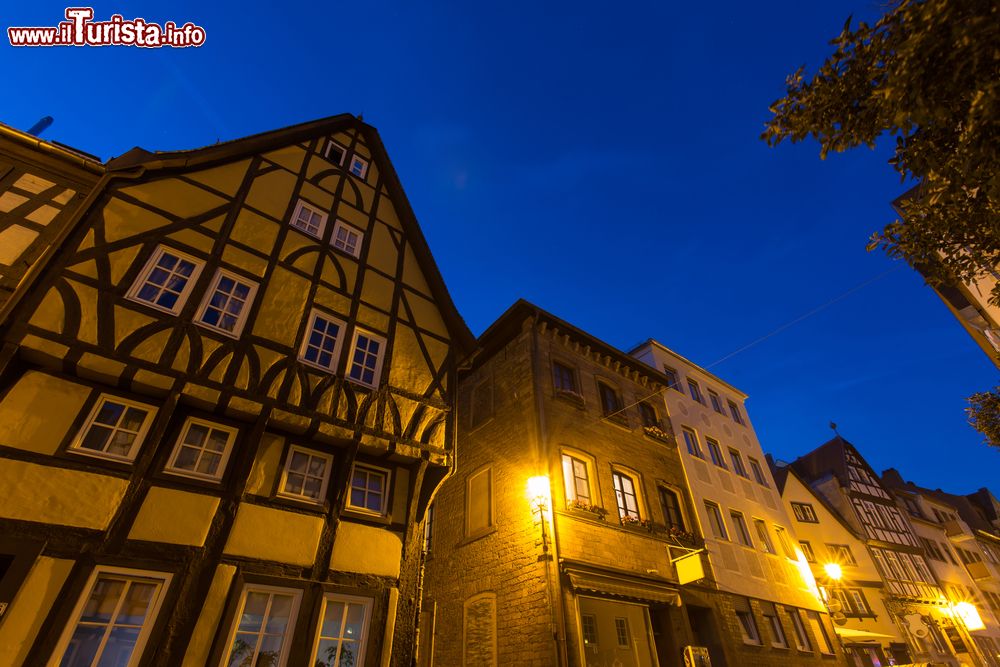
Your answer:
5;1;996;492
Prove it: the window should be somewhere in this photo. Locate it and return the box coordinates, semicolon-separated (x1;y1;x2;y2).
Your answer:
735;599;761;645
638;402;660;428
331;220;363;258
791;502;818;523
598;382;624;422
278;446;333;503
728;449;749;478
662;365;681;390
325;141;346;165
311;594;371;667
347;464;389;516
466;467;493;536
223;585;302;667
581;614;598;646
800;541;816;562
681;427;703;458
748;458;768;486
348;155;369;179
659;487;686;531
705;501;728;540
127;245;203;314
614;617;630;648
552;361;578;394
728;400;745;425
687;379;704;404
919;536;945;561
848;589;870;615
705;437;726;468
70;395;156;462
299;309;346;372
807;611;834;654
754;519;775;554
196;270;257;338
290;199;328;239
708;390;724;414
165;418;236;481
562;454;593;505
731;510;754;547
52;567;171;667
612;470;640;520
788;608;811;651
423;504;434;555
761;602;788;648
826;544;857;566
774;526;796;559
347;329;386;388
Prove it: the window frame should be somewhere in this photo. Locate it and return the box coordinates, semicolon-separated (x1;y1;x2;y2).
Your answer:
681;426;703;459
50;565;173;667
346;328;387;388
687;379;704;404
126;245;204;315
348;154;369;179
788;607;812;652
761;603;788;648
730;510;754;548
826;543;857;566
298;308;347;373
220;584;303;667
465;466;494;537
331;219;364;259
748;458;769;487
195;269;258;339
561;452;595;507
662;366;682;391
325;140;347;166
289;199;329;240
806;610;835;654
728;400;745;425
704;501;729;541
612;469;642;521
658;486;686;532
68;394;157;463
597;380;625;423
735;607;762;645
728;448;749;478
346;462;391;517
638;402;661;428
753;518;775;554
791;502;818;523
309;592;373;667
552;360;579;395
705;437;726;469
163;417;237;483
277;445;334;505
774;525;796;559
707;389;725;414
614;617;630;648
800;541;816;562
581;613;599;647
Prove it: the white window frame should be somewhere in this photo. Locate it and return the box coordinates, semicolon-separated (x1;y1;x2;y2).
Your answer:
612;469;641;521
754;518;775;554
298;308;347;373
69;394;157;463
561;452;594;506
681;426;703;458
49;566;172;667
325;141;347;166
346;328;387;388
221;584;302;667
289;199;329;240
164;417;237;482
736;608;761;645
346;462;391;516
277;445;334;504
348;154;369;179
309;593;372;667
126;245;204;315
331;219;364;259
705;501;729;541
748;458;769;487
731;510;754;547
195;269;258;339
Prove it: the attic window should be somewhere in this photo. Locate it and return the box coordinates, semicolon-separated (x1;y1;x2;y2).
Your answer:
349;155;369;179
325;141;346;166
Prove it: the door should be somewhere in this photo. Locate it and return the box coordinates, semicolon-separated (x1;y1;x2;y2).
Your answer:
578;597;657;667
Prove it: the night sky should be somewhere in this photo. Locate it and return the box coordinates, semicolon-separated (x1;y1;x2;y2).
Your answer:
5;1;996;492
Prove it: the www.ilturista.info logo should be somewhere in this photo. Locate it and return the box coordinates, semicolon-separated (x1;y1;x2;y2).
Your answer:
8;8;206;47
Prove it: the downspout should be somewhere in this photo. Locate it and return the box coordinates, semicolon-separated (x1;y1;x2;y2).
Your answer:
529;314;570;667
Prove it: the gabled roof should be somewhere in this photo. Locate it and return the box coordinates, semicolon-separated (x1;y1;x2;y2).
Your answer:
789;434;853;487
104;114;474;354
773;461;863;538
881;469;1000;538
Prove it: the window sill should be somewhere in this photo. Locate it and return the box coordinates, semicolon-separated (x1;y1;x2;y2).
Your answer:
341;508;392;526
601;414;630;430
771;644;790;650
458;525;497;547
554;390;586;409
741;640;764;646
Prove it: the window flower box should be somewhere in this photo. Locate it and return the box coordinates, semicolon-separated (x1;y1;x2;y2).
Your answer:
567;500;607;520
643;425;673;443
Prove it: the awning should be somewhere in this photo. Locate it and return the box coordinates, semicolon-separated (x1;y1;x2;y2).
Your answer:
833;627;897;641
565;568;680;606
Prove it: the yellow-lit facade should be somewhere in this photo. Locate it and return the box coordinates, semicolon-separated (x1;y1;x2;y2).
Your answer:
0;115;472;666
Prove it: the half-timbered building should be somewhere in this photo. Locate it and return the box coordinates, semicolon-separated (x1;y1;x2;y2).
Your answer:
0;114;473;667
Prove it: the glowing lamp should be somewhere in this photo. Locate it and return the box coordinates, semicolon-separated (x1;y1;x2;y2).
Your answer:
823;563;843;581
527;475;550;504
954;602;985;631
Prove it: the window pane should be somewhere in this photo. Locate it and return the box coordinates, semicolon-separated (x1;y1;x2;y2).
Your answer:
61;626;104;667
97;627;140;667
239;592;269;632
80;578;125;623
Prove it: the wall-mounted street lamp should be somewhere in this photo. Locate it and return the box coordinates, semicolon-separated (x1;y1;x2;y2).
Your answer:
823;562;843;581
527;475;551;556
